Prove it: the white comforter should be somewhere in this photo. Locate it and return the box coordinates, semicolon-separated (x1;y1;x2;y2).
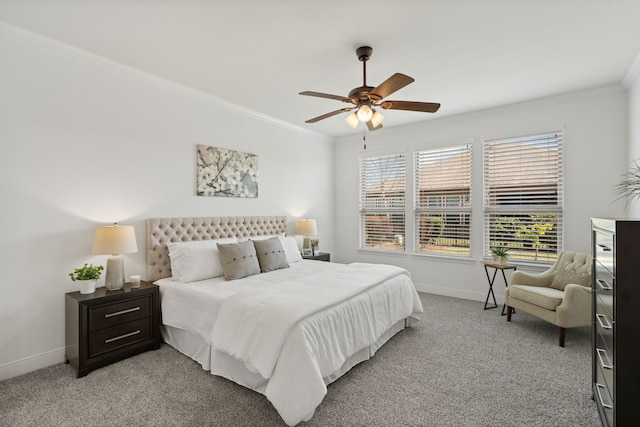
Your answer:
157;261;423;426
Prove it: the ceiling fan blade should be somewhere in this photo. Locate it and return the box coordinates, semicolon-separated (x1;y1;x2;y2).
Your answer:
305;108;353;123
369;73;415;100
366;120;383;131
299;91;354;103
380;100;441;113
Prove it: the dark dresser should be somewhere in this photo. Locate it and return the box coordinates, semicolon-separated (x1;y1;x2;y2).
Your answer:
591;218;640;426
65;281;161;378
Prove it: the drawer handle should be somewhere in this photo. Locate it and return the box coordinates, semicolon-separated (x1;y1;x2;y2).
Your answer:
597;244;611;252
596;313;613;330
595;383;613;409
105;330;141;344
596;348;613;370
105;306;140;318
596;279;612;291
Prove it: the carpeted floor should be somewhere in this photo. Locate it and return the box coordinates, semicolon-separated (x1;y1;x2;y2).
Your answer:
0;293;601;426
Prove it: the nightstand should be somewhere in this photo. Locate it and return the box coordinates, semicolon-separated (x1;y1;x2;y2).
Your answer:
65;281;161;378
302;252;331;262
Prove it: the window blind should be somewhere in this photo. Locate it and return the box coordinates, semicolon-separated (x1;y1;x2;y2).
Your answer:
414;144;472;257
483;132;563;263
359;152;406;252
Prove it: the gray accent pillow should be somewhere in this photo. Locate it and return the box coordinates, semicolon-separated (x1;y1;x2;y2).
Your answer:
253;237;289;273
216;240;261;280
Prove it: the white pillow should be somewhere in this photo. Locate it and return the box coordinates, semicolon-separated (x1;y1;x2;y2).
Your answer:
167;238;237;282
278;235;303;264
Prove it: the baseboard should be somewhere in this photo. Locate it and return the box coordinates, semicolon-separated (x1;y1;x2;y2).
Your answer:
414;282;505;305
0;347;65;381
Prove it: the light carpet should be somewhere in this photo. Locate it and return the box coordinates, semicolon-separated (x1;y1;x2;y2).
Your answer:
0;293;600;426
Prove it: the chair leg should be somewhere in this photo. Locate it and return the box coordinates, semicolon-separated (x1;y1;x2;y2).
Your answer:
506;306;512;321
559;327;566;347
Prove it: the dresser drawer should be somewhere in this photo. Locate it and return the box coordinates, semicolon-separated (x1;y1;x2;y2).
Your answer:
593;230;614;273
89;295;151;331
595;260;614;292
594;379;614;427
595;332;614;392
595;290;614;321
89;318;152;358
595;303;614;353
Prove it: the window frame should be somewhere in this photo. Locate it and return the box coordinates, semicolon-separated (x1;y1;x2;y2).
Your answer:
482;130;564;264
413;142;473;259
358;150;407;254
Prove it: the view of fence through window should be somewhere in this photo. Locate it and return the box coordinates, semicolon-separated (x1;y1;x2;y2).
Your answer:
414;144;472;256
484;132;563;263
359;152;406;251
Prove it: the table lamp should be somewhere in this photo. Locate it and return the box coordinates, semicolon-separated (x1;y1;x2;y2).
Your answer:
91;223;138;290
296;219;318;255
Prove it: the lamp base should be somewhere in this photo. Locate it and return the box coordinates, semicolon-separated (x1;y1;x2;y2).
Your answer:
302;236;311;255
105;255;125;290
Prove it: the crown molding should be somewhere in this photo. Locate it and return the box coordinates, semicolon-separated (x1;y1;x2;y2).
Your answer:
623;50;640;89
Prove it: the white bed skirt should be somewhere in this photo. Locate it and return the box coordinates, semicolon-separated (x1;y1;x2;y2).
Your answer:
161;318;407;394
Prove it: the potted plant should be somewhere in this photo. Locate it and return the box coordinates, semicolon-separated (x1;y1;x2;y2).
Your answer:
490;247;509;264
69;263;104;294
615;160;640;207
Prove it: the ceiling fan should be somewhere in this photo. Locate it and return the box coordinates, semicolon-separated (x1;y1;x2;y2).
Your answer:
299;46;440;131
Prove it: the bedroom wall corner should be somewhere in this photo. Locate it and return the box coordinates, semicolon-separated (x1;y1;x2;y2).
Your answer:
624;50;640;218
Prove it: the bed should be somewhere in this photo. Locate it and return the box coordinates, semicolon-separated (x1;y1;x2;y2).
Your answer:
146;216;423;426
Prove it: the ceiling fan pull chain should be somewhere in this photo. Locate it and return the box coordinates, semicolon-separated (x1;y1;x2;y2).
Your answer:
363;127;366;150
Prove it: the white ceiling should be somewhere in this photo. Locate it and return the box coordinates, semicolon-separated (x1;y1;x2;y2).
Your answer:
2;0;640;138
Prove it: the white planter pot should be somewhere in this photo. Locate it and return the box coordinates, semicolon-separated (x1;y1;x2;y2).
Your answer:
492;255;507;264
79;279;97;294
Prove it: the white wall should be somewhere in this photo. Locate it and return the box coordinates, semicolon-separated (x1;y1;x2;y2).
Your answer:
334;86;628;301
0;24;335;379
625;53;640;217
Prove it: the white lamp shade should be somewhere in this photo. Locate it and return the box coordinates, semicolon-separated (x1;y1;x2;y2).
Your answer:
357;105;373;122
296;219;318;236
91;225;138;255
344;112;359;128
370;110;385;128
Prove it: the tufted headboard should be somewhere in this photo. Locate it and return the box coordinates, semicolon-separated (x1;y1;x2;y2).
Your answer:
146;216;287;282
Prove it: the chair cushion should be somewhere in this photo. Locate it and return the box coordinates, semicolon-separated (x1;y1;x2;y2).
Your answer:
550;269;591;290
509;285;565;311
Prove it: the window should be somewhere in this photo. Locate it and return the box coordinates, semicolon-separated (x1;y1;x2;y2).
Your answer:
483;132;563;263
414;144;472;257
359;152;406;252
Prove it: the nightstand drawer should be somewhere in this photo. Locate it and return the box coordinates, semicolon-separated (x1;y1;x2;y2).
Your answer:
89;295;151;331
89;318;152;357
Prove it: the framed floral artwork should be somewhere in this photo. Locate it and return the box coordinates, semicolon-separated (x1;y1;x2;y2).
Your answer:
196;145;258;198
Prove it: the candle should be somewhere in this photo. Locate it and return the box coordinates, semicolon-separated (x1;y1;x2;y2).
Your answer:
130;275;141;287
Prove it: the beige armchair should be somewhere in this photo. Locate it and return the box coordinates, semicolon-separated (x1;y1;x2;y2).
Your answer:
505;251;592;347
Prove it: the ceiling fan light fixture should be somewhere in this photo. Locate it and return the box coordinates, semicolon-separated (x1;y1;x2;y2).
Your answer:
300;46;440;127
357;104;373;122
370;110;385;128
344;112;359;128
